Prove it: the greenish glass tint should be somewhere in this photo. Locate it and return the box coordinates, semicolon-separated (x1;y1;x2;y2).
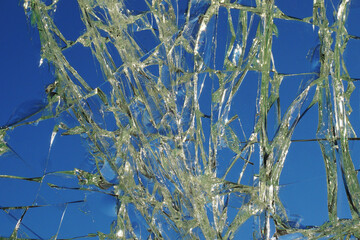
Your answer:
1;0;360;239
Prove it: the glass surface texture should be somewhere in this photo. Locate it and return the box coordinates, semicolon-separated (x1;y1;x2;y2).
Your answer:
1;0;360;239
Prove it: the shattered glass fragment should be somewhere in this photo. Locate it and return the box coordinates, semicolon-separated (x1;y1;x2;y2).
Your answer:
1;0;360;239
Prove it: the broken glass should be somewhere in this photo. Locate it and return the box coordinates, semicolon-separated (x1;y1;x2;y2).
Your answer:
1;0;360;239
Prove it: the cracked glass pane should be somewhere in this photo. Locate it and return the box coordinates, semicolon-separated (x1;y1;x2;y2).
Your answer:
1;0;360;239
